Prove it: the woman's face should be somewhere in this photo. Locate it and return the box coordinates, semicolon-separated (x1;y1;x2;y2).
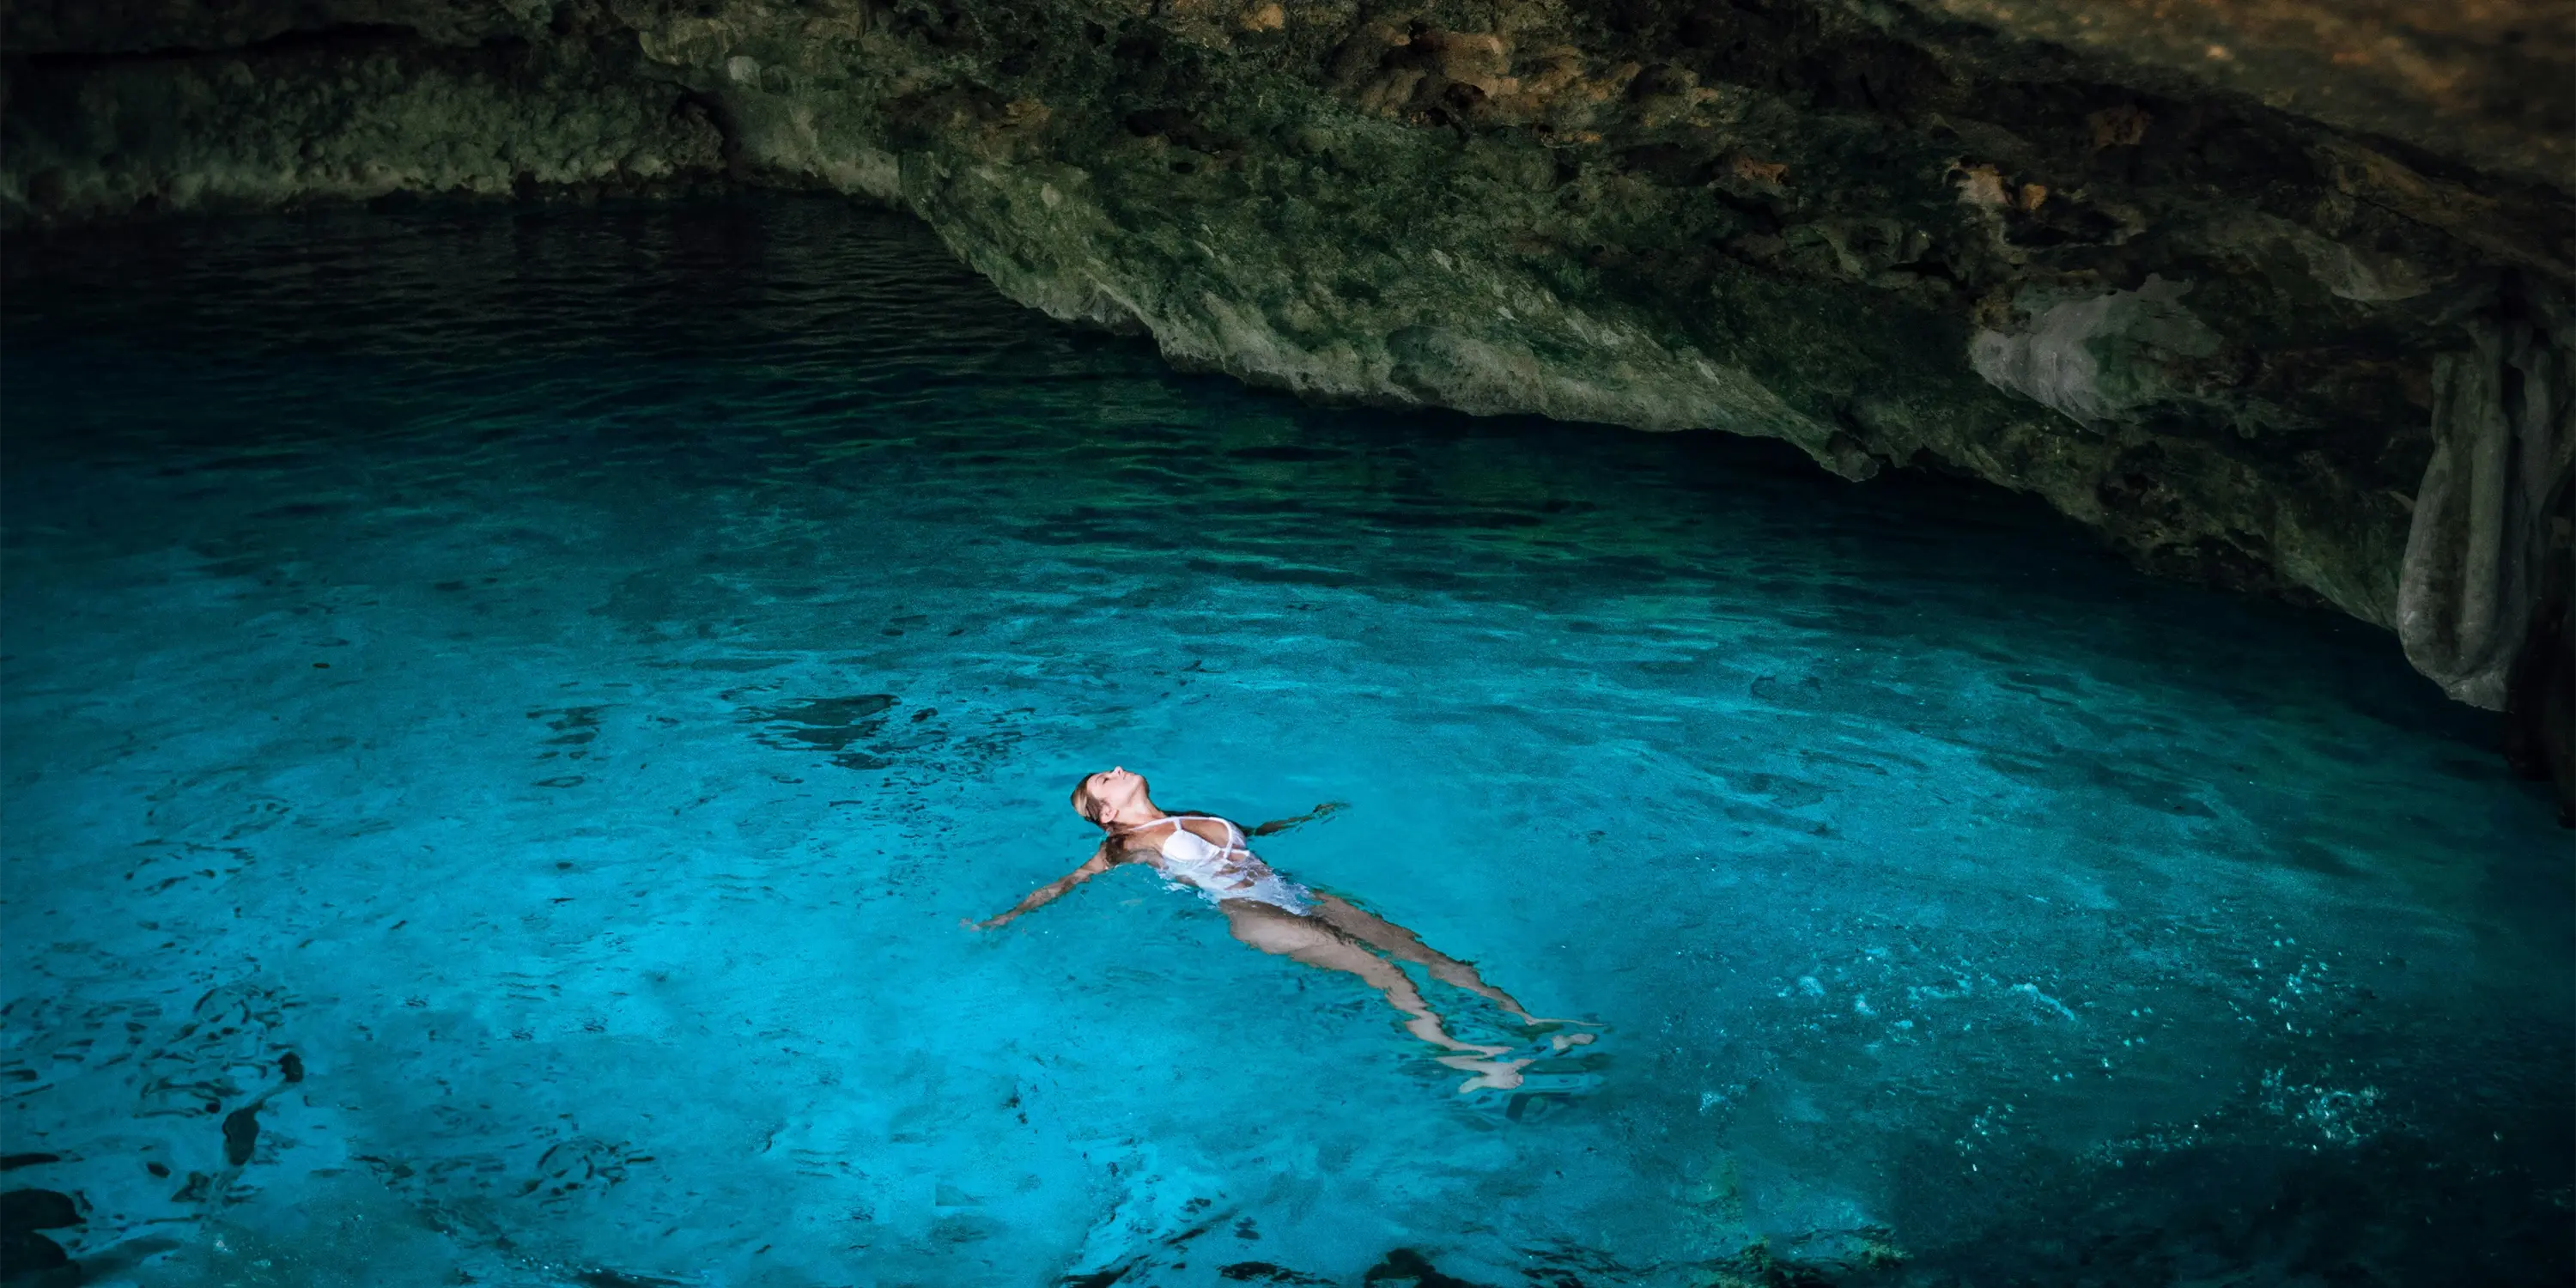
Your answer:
1079;766;1150;822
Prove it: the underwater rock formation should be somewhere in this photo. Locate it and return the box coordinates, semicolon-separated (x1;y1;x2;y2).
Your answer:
3;1;2569;745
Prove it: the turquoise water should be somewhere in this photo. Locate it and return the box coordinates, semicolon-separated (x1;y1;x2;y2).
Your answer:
2;200;2566;1287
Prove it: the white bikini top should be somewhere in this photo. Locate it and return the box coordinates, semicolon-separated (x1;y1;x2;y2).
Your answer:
1122;815;1264;895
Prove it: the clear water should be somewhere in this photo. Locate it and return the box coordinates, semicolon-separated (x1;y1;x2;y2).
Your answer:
2;200;2566;1288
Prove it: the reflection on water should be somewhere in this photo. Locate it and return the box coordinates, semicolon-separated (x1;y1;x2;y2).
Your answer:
2;199;2567;1286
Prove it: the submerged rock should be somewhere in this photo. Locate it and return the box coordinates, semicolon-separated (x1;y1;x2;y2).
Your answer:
221;1103;261;1167
1;0;2568;758
0;1188;80;1280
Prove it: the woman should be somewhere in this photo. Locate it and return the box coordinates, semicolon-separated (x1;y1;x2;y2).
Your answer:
964;766;1591;1092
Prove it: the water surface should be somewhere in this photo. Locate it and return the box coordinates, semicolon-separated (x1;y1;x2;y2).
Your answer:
3;199;2566;1287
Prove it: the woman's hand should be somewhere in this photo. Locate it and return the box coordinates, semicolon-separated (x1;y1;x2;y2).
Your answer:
969;848;1110;931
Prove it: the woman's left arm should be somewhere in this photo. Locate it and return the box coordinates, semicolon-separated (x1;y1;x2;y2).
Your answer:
1249;801;1348;837
964;844;1117;930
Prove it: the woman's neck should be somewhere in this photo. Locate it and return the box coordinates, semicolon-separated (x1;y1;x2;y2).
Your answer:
1108;804;1169;830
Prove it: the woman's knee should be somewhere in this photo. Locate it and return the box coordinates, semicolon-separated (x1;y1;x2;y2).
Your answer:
1309;896;1370;934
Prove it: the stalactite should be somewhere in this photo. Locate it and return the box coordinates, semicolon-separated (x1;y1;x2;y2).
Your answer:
2397;283;2576;712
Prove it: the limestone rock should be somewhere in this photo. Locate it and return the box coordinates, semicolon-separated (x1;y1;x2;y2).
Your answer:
2398;293;2576;709
1911;0;2573;190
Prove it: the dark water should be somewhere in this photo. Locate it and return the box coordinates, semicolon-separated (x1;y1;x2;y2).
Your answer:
2;198;2567;1287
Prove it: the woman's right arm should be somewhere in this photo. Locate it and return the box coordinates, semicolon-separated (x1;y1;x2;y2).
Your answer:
964;842;1117;930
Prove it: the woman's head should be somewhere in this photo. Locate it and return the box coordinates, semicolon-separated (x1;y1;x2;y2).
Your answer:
1071;766;1154;829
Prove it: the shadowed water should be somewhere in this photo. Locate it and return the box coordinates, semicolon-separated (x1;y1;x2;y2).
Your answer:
2;199;2567;1287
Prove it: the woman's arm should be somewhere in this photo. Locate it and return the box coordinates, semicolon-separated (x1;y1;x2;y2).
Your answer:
964;845;1117;930
1249;801;1348;837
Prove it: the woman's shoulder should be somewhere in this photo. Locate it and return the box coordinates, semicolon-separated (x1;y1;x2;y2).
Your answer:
1103;817;1182;855
1127;813;1239;847
1166;812;1243;841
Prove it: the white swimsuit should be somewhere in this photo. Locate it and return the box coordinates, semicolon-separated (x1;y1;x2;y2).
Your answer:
1126;815;1316;916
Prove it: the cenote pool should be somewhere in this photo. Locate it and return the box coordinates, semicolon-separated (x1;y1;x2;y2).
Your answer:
2;199;2567;1287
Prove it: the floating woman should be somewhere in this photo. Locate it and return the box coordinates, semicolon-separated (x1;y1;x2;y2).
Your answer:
965;766;1593;1092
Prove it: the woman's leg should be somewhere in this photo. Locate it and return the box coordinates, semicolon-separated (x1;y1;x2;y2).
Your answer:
1220;901;1508;1056
1307;894;1572;1026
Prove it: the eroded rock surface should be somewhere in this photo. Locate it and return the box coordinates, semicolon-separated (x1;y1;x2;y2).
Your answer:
3;0;2569;741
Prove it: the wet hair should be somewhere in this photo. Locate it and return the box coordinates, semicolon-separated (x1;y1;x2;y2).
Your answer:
1071;769;1152;832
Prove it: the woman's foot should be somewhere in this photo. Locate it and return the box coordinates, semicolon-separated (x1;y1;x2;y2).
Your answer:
1510;1010;1603;1029
1436;1052;1536;1094
1510;1012;1607;1048
1405;1016;1513;1056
